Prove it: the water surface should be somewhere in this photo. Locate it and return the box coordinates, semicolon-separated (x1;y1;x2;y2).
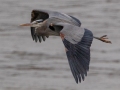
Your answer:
0;0;120;90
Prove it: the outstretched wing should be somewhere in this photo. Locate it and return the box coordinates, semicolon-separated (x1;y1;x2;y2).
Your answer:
59;24;93;83
30;10;50;42
30;9;81;42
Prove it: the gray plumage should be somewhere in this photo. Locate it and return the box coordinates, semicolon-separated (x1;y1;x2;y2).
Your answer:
30;9;81;42
62;29;93;83
20;9;111;83
57;22;85;44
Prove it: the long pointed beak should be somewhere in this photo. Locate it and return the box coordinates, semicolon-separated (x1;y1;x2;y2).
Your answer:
20;23;32;26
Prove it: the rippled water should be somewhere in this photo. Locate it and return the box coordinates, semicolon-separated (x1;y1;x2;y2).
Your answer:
0;0;120;90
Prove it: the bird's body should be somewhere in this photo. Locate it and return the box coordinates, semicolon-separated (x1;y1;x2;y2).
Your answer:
20;9;111;83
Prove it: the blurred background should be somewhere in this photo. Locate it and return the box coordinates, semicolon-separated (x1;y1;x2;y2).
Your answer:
0;0;120;90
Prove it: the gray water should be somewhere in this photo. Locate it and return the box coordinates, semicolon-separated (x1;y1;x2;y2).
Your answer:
0;0;120;90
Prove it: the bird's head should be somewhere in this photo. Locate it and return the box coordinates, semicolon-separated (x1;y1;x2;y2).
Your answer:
20;19;43;27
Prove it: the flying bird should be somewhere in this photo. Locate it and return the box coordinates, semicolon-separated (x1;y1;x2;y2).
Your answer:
20;9;111;83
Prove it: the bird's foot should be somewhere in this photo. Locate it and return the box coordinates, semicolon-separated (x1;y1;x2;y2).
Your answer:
94;35;112;44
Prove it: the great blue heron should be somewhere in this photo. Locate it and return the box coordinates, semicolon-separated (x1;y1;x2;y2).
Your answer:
20;9;111;83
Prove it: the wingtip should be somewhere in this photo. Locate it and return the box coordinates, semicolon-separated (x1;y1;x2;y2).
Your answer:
42;36;46;41
37;36;41;43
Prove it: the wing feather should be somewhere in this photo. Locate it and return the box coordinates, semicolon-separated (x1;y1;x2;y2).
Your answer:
61;29;93;83
69;15;81;27
37;36;41;43
31;27;35;40
30;9;81;43
30;10;49;42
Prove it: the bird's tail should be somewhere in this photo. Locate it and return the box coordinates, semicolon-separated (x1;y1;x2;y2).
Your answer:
93;35;112;43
